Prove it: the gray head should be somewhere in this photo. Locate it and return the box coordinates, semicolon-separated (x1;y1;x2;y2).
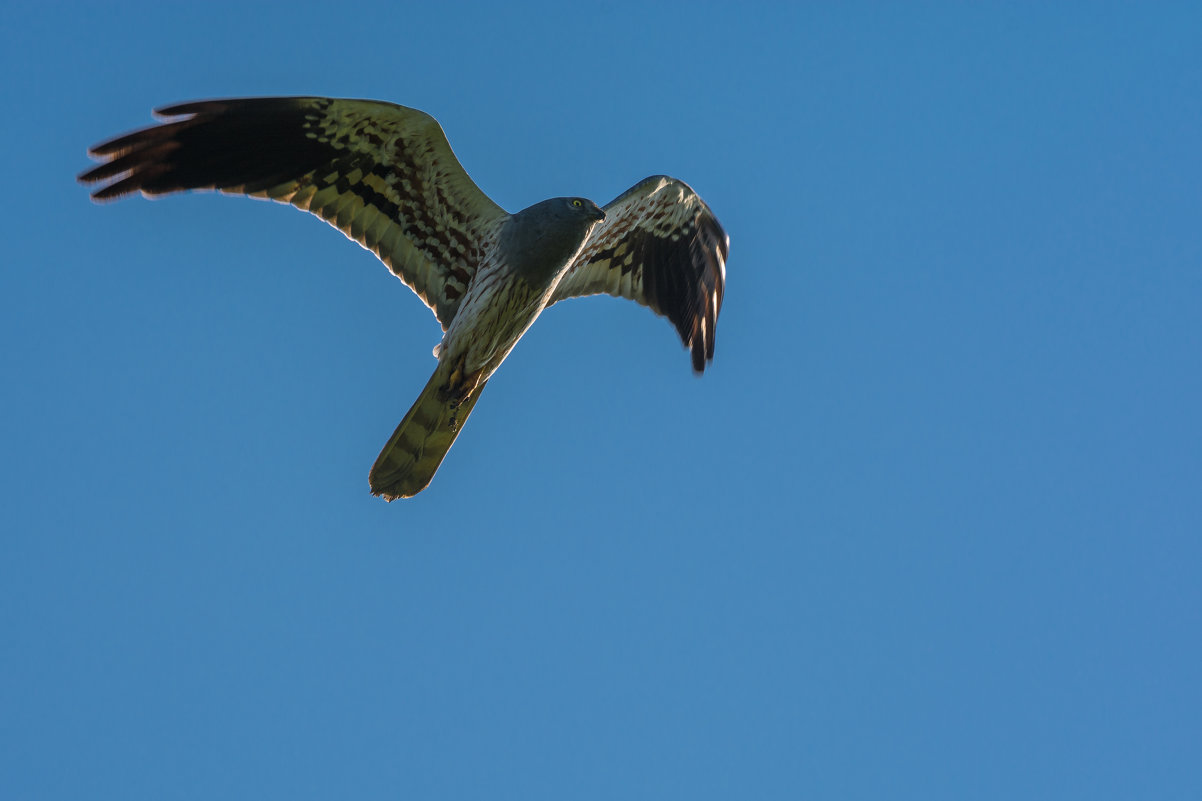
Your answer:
523;196;606;223
504;196;607;284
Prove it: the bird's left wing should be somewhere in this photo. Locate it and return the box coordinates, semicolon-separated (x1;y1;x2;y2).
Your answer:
549;176;728;373
79;97;508;328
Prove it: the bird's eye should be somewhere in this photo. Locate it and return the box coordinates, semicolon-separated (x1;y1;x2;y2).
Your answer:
572;199;583;207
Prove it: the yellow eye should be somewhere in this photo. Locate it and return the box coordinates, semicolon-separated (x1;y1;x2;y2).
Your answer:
572;199;583;207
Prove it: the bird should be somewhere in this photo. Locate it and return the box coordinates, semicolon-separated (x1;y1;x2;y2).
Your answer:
79;96;728;500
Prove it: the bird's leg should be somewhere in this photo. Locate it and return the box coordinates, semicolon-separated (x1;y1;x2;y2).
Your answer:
440;355;482;432
446;386;474;432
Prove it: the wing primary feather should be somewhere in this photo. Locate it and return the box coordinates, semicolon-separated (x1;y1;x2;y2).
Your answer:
80;96;508;328
550;176;728;374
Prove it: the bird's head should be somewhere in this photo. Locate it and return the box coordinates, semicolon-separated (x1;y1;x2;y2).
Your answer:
505;196;607;284
562;196;606;222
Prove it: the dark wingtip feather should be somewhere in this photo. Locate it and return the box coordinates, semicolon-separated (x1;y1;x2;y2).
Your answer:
153;97;311;118
153;100;222;117
78;98;329;203
679;203;727;375
691;339;706;374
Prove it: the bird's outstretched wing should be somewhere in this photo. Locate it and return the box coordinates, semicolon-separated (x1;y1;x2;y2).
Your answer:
79;97;508;328
550;176;728;373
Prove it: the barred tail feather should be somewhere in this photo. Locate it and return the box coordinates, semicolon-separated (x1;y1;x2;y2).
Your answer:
368;368;488;500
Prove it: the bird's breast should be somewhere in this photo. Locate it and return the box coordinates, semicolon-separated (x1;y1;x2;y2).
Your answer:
440;259;553;380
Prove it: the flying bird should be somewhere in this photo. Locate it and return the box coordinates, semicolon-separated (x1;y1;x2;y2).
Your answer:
79;97;728;500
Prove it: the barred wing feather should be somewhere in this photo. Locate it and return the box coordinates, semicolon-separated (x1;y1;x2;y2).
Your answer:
79;97;508;328
550;176;728;373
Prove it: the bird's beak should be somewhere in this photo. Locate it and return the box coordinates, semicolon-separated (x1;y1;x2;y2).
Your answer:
591;205;606;222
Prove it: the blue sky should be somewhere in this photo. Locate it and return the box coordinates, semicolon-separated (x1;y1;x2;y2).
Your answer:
3;2;1200;798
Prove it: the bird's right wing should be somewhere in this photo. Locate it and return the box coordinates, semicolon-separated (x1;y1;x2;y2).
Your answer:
550;176;728;373
79;97;509;328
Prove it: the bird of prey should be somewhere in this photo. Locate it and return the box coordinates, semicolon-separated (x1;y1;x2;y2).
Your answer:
79;97;728;500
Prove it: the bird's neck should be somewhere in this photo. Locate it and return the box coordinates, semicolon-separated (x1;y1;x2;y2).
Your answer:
501;212;597;286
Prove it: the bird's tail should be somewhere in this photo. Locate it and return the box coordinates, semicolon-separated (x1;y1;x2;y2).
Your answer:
368;366;488;501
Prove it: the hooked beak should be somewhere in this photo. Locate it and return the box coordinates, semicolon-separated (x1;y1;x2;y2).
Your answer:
590;203;606;222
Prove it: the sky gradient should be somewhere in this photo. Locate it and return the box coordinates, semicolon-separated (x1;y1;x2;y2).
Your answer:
4;2;1201;799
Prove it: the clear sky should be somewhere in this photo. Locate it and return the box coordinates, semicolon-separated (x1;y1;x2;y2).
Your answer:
3;2;1200;799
